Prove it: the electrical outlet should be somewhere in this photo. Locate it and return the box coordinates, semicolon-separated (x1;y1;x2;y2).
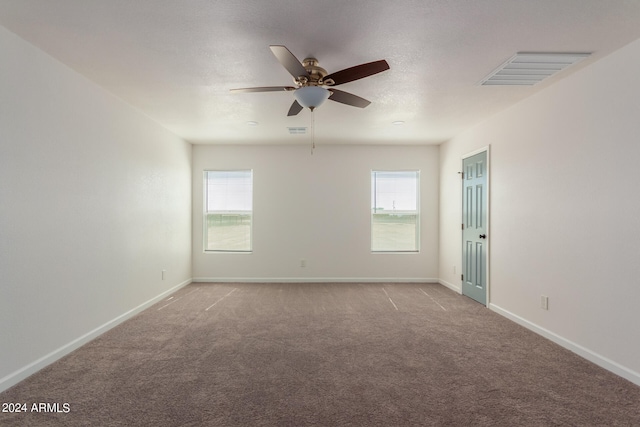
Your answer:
300;259;306;268
540;295;549;310
162;270;166;280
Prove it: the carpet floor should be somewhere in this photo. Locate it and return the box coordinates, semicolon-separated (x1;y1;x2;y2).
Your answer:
1;282;639;426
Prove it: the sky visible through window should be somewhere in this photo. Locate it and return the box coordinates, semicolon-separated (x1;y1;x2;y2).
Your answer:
206;170;252;212
371;171;418;212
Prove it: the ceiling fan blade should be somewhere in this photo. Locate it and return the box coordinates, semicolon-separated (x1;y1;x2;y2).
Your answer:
323;60;389;86
269;45;310;79
287;100;304;116
230;86;296;93
328;89;371;108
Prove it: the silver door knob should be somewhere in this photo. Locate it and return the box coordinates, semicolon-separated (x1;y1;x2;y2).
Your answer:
479;234;487;239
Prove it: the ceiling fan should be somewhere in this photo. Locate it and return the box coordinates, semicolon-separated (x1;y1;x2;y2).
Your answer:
230;45;390;116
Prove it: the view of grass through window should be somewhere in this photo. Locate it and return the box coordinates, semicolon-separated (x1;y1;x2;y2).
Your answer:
371;171;420;252
204;170;252;252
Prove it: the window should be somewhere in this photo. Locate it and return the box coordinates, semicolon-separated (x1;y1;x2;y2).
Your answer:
204;170;253;252
371;170;420;252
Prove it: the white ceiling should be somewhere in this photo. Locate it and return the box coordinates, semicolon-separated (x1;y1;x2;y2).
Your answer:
2;0;640;145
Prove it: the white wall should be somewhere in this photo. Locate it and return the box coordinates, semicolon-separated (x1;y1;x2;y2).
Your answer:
0;25;192;391
193;144;439;282
439;38;640;384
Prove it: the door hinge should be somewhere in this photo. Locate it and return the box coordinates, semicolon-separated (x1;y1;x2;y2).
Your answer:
461;172;464;179
461;274;464;281
461;223;464;230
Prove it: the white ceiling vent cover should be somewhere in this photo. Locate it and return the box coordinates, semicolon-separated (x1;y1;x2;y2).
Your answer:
288;127;307;135
480;52;590;86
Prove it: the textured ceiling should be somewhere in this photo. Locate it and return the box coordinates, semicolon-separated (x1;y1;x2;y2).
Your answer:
2;0;640;145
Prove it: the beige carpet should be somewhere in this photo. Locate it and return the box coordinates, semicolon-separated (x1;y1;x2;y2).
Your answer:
1;282;639;426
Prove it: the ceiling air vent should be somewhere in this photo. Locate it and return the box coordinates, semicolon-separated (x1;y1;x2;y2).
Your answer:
480;52;590;86
288;127;307;135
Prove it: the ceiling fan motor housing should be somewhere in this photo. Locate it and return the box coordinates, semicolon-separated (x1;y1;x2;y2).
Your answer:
297;58;332;86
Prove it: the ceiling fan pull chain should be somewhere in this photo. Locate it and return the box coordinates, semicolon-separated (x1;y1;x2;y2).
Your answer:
311;109;315;155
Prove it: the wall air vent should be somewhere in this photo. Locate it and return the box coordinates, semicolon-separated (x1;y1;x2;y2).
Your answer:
480;52;591;86
288;127;307;135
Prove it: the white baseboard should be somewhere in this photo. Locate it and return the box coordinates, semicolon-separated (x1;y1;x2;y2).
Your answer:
192;277;439;283
490;303;640;387
0;278;192;393
438;278;462;294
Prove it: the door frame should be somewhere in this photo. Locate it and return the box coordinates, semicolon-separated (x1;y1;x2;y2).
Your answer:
461;145;491;307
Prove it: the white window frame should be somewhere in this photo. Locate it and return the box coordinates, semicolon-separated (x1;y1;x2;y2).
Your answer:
371;170;420;253
203;170;253;253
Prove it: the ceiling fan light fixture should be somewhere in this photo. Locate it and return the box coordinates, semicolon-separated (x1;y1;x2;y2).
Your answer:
294;86;330;110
